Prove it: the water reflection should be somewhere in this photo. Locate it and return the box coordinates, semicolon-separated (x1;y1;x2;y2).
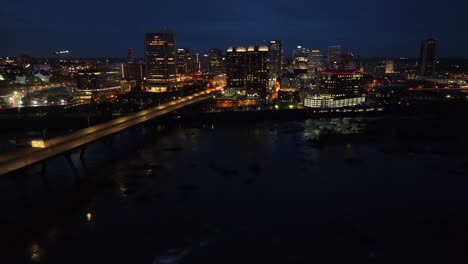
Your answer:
30;242;40;262
120;184;128;198
86;212;92;222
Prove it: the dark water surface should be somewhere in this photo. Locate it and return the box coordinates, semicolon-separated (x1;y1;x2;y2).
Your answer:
2;116;468;264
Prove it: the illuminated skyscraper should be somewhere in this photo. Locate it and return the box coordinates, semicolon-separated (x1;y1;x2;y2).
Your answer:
293;45;310;70
320;70;364;98
307;49;323;77
385;60;395;74
144;31;176;92
226;46;246;90
208;48;223;75
176;48;189;75
246;45;269;99
419;38;437;76
327;45;342;67
268;40;283;74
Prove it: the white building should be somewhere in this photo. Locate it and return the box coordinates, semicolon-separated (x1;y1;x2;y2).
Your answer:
304;95;366;108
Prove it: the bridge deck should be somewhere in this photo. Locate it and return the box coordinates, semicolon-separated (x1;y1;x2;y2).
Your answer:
0;90;214;176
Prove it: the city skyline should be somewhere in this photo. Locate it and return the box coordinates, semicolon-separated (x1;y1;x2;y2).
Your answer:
1;0;467;58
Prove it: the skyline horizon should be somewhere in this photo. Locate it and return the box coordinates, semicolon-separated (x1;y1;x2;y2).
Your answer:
2;35;466;60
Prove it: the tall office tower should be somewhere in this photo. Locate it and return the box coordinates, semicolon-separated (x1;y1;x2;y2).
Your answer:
127;48;134;63
246;45;269;99
176;48;190;75
327;45;342;67
144;31;176;92
307;49;324;77
186;53;199;74
201;53;210;73
385;60;395;74
268;40;283;75
226;46;247;90
292;46;310;70
419;38;437;76
191;53;202;73
320;69;364;98
208;48;223;75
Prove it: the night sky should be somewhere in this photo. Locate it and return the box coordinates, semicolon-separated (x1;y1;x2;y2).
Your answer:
1;0;467;58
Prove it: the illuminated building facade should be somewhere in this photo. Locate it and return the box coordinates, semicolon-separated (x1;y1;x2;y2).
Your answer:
419;38;437;76
226;46;246;90
201;53;210;73
307;49;323;78
76;66;133;102
304;96;366;108
246;45;269;99
176;48;189;75
268;40;283;75
293;46;309;70
320;70;364;98
278;89;300;102
385;60;395;74
144;31;176;92
208;48;224;75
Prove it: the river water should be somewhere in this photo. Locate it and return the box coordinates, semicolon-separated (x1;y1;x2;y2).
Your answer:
2;115;468;264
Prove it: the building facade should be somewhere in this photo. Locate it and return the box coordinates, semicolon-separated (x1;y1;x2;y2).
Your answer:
293;46;310;70
208;48;224;75
226;46;246;90
307;49;323;78
176;48;190;76
144;31;177;92
419;38;437;76
246;45;269;99
319;70;364;98
268;40;283;75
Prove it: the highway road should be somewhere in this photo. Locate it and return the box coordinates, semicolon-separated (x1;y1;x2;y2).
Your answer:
0;89;215;176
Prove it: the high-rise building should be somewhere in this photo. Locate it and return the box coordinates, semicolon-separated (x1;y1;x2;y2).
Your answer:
268;40;283;75
327;45;342;67
385;60;395;74
419;38;437;76
293;46;310;70
122;62;145;82
127;48;134;63
144;31;176;92
320;69;364;98
246;45;269;99
201;54;210;73
176;48;190;75
186;53;199;74
208;48;223;75
226;46;246;90
123;48;144;83
307;49;323;77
